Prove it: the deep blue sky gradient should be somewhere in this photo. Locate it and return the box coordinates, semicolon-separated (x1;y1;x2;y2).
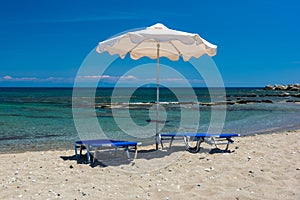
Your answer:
0;0;299;87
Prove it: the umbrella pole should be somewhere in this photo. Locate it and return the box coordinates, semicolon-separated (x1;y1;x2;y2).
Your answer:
155;43;160;151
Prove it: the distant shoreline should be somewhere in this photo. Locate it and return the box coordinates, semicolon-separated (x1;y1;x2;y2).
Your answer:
0;86;265;89
1;83;299;89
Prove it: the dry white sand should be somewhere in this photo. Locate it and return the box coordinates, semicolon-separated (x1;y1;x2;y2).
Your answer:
0;130;299;199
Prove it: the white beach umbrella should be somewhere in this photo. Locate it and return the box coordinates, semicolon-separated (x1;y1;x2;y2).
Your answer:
96;23;217;150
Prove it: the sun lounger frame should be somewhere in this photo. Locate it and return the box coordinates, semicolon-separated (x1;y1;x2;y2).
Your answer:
159;133;239;153
74;139;141;164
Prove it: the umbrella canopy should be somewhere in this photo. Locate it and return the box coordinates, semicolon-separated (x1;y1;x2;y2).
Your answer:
96;23;217;150
96;23;217;61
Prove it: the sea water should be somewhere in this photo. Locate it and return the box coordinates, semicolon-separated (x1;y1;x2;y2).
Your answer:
0;87;299;152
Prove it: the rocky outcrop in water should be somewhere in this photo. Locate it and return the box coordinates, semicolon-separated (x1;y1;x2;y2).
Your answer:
264;84;300;91
235;99;273;104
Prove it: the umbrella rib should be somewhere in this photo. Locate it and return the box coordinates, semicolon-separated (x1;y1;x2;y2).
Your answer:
169;41;181;56
128;39;159;56
128;42;144;54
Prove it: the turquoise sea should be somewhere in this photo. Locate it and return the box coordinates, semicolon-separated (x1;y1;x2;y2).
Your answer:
0;87;300;152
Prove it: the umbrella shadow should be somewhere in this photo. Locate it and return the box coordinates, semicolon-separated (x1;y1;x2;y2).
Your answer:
60;145;185;168
90;146;187;169
60;153;108;167
60;144;235;169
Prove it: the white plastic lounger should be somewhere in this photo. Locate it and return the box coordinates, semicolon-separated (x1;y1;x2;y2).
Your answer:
74;139;141;164
159;133;239;153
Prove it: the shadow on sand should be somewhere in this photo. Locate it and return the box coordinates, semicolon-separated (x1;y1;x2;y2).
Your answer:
60;143;234;169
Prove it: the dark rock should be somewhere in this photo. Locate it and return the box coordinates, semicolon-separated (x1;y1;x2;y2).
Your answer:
226;101;236;105
264;85;274;90
274;84;287;90
287;84;300;91
214;101;236;105
236;100;261;104
290;87;300;91
286;100;300;103
264;83;300;91
236;100;248;104
291;94;300;98
262;100;273;103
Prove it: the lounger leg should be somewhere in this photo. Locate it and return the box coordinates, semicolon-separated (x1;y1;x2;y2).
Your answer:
217;137;233;151
224;142;230;151
86;145;91;164
184;136;204;153
155;135;159;151
169;136;175;148
134;145;138;159
74;144;78;160
125;147;130;159
195;139;203;153
183;136;190;150
210;137;234;151
211;137;218;149
224;137;234;151
159;135;164;149
79;146;83;157
93;147;98;164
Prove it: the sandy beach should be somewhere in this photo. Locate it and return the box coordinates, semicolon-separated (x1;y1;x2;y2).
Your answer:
1;130;299;200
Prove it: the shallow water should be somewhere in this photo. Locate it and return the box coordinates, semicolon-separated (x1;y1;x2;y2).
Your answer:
0;87;299;152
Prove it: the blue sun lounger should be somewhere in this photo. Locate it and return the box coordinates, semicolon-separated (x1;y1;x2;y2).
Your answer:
159;133;239;153
74;139;141;164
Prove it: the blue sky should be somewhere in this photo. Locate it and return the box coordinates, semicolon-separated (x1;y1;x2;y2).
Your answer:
0;0;299;87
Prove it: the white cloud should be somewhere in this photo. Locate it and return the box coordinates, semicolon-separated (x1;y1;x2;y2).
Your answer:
3;75;13;80
77;75;110;80
119;75;137;80
0;75;73;83
76;75;137;82
0;75;38;82
0;75;138;84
